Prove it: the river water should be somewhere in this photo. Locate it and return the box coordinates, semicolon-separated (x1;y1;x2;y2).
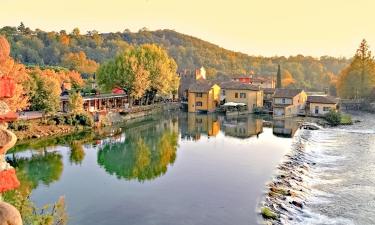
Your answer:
4;112;300;225
261;112;375;225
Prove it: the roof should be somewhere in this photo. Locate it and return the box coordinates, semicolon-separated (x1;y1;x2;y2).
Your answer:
61;93;128;101
231;74;252;79
251;77;274;83
188;79;216;93
220;81;260;91
274;88;304;98
307;95;339;104
263;88;275;94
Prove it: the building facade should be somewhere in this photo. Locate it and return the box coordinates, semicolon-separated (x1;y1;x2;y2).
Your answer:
187;80;221;113
221;81;263;113
273;89;307;117
306;95;339;117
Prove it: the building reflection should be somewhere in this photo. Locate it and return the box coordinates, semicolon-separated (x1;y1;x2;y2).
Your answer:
180;113;220;141
272;119;299;138
222;115;263;139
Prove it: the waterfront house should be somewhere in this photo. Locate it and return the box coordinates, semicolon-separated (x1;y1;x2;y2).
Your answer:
187;80;221;113
178;67;206;100
220;81;263;113
273;89;307;117
250;76;276;89
306;95;339;117
263;88;275;110
231;74;252;84
61;93;129;113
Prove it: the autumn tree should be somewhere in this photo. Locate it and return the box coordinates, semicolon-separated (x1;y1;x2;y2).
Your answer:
97;46;151;105
61;51;99;74
140;44;179;97
0;36;30;111
337;39;375;98
68;91;84;114
282;70;295;87
29;70;61;115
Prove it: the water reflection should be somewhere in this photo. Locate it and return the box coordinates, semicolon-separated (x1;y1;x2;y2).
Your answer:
272;119;299;138
222;115;263;139
180;113;220;140
4;112;302;225
97;118;179;181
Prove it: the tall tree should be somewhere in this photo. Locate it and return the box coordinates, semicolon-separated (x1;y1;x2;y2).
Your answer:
97;46;151;104
0;36;30;111
276;64;282;88
337;39;375;98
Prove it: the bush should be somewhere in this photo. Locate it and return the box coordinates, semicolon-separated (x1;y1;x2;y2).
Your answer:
8;120;31;131
51;115;66;125
75;113;93;127
340;114;353;125
325;110;341;126
261;207;278;220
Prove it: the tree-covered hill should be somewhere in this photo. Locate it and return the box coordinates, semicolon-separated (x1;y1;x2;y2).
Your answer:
0;24;351;91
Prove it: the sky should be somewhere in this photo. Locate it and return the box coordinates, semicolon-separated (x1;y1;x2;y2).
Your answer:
1;0;374;57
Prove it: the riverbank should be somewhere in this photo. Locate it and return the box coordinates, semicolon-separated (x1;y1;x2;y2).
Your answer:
11;103;180;141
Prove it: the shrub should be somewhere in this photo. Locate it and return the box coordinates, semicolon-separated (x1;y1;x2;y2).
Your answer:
324;110;341;126
340;114;353;125
74;113;93;127
261;207;278;220
8;120;31;131
51;115;65;125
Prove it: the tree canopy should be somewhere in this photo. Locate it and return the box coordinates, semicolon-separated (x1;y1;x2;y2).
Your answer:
0;24;351;92
97;44;179;101
337;39;375;99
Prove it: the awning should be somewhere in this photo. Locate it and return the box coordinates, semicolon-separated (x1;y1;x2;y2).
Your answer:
223;102;246;107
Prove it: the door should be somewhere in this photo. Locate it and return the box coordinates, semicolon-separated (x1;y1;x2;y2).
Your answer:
315;106;319;114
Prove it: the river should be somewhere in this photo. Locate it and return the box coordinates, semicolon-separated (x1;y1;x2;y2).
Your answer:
4;112;300;225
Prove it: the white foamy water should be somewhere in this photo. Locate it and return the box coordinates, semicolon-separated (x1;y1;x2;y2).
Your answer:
261;112;375;225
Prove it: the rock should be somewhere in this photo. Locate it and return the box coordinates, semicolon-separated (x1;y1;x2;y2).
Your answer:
0;201;23;225
291;200;303;209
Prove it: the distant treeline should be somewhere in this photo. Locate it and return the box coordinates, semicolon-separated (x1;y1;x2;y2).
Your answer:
0;23;351;91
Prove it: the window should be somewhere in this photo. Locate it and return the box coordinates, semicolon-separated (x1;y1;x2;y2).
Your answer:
222;90;226;96
235;92;239;98
240;93;246;98
323;107;331;111
196;93;203;97
196;101;203;106
282;98;286;104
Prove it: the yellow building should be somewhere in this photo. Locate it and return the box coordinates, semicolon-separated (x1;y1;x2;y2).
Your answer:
273;89;307;117
188;80;221;113
221;81;263;113
306;95;339;117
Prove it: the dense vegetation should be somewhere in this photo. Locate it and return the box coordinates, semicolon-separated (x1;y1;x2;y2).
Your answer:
337;39;375;99
1;23;351;92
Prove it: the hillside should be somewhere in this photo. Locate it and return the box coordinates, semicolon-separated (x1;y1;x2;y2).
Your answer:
0;24;350;91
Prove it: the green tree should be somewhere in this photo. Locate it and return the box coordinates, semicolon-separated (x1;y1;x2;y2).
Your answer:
97;46;151;104
68;91;84;114
276;64;282;88
337;39;375;98
29;72;61;115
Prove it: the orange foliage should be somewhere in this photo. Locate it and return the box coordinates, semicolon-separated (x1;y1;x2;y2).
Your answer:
0;36;30;111
62;51;99;74
282;70;295;87
29;67;85;89
59;34;70;46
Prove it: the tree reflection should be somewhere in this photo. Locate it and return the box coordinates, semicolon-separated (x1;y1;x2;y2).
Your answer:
4;151;66;224
69;141;85;165
97;122;179;181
